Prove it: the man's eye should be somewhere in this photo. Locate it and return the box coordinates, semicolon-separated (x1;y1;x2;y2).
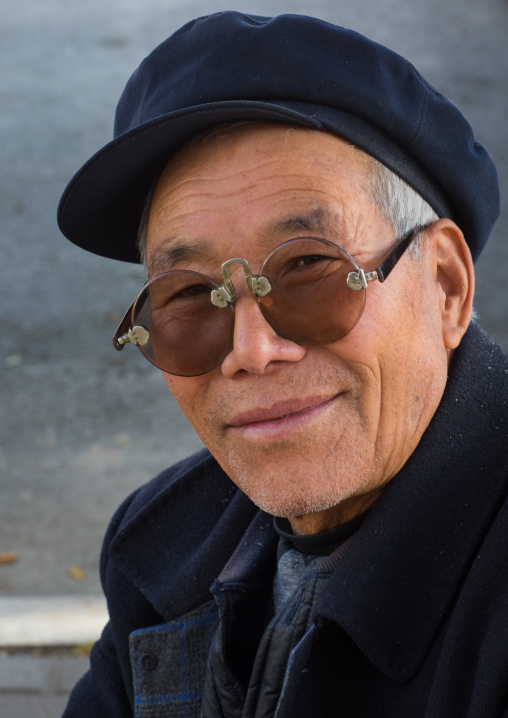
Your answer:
174;283;210;299
285;254;334;272
294;254;327;267
150;282;211;309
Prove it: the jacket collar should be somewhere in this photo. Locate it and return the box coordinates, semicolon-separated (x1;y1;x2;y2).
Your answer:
316;323;508;682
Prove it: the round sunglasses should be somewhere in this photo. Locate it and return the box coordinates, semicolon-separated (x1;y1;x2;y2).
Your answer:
113;226;427;376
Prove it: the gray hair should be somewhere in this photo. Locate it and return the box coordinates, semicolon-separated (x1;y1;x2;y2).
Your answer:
366;154;439;259
137;178;157;266
136;133;439;266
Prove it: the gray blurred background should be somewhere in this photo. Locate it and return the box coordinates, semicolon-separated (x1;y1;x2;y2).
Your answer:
1;0;507;597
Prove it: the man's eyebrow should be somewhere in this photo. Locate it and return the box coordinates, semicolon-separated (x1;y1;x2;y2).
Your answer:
148;242;215;275
270;206;341;238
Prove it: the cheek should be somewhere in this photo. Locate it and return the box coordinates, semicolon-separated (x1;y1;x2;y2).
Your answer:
326;279;446;428
161;373;210;429
161;370;234;457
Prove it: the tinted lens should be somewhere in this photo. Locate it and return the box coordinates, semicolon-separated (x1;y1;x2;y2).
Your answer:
258;238;365;345
132;271;234;376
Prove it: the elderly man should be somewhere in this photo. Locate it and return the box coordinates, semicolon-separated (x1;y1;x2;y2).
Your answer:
58;11;507;718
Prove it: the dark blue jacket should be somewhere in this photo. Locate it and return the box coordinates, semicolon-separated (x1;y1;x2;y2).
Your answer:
63;323;508;717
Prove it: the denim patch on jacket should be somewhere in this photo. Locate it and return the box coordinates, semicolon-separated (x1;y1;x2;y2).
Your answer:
129;600;220;717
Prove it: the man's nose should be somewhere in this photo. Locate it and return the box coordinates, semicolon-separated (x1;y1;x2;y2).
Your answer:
220;292;306;377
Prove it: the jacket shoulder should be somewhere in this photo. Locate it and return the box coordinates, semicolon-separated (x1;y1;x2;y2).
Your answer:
111;448;212;528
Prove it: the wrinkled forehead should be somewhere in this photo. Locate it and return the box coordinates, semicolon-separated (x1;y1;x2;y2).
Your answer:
155;121;370;188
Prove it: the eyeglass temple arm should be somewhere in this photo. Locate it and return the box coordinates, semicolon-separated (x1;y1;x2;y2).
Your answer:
375;225;428;283
113;293;150;350
347;225;428;291
113;305;134;350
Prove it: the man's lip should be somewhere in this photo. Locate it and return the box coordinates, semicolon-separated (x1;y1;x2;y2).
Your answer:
227;394;341;428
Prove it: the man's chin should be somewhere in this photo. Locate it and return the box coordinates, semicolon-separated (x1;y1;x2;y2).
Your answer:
213;439;376;524
232;476;362;522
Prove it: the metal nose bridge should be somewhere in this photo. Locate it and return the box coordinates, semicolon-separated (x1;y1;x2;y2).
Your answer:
210;257;271;309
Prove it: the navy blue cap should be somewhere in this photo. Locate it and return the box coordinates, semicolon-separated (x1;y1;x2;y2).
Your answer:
57;11;500;264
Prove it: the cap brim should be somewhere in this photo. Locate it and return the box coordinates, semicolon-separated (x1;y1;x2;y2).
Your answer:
57;99;453;264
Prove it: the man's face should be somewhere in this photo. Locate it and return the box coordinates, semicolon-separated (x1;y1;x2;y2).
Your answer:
146;124;449;532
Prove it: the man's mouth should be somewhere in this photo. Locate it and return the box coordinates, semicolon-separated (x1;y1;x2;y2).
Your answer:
227;394;342;436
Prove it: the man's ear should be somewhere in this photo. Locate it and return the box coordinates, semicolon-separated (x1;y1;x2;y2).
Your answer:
430;219;475;351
